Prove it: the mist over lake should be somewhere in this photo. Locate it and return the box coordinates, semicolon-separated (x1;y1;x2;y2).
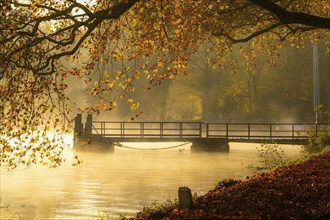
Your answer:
0;143;303;220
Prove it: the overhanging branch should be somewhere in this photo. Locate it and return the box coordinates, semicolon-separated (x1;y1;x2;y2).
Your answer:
213;23;282;43
248;0;330;29
1;0;140;76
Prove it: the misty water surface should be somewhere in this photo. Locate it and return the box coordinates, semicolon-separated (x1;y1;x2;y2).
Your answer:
0;143;303;220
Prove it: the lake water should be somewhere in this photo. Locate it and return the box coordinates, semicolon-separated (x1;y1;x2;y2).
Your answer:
0;142;303;220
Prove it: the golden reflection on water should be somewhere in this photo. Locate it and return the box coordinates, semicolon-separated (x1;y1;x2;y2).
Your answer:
0;142;303;220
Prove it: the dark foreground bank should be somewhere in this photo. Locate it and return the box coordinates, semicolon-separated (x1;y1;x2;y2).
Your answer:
132;151;330;220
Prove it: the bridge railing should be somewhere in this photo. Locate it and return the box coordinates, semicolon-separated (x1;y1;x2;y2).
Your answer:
206;123;330;140
91;121;203;138
75;114;329;140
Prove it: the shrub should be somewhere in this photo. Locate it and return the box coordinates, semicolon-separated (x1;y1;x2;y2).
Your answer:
247;141;288;172
134;199;178;219
211;179;241;191
304;127;330;153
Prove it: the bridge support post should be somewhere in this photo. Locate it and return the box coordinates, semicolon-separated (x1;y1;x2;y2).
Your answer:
191;138;229;152
85;114;93;135
74;113;83;137
73;113;87;151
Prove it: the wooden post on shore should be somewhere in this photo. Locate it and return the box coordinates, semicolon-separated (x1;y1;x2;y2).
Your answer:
178;187;193;209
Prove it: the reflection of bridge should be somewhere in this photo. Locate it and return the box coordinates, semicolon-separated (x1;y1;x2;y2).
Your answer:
73;114;329;152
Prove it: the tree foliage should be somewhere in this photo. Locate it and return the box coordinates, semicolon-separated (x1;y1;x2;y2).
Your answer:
1;0;329;168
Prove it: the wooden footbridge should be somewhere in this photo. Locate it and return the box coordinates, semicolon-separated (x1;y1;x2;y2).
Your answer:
73;114;329;152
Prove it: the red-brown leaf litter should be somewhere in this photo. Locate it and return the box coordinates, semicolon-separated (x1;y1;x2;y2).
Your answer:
134;151;330;220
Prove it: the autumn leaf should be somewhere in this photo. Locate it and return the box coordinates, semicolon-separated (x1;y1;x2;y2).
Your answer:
97;103;107;110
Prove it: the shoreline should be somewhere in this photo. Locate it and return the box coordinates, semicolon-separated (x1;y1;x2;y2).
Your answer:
131;150;330;219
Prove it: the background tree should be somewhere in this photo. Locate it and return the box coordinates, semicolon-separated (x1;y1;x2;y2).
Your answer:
150;40;329;122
